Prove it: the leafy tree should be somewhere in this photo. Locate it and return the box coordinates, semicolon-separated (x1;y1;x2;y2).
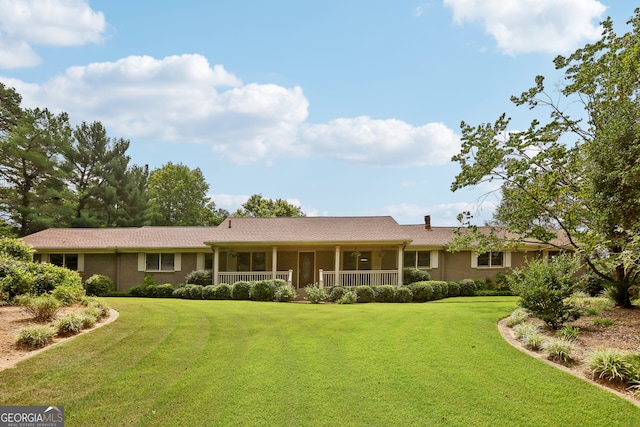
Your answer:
148;162;225;226
449;10;640;307
0;108;73;235
64;121;131;227
233;194;304;217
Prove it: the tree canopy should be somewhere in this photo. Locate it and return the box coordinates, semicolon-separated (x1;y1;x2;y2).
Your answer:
450;9;640;307
233;194;305;218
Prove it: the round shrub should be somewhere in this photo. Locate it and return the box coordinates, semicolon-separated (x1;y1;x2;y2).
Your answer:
411;282;433;302
154;283;175;298
250;280;276;301
187;284;203;300
185;270;213;286
328;286;346;302
51;282;86;306
275;284;297;302
428;281;448;300
394;286;413;303
459;279;477;296
355;285;375;303
172;285;189;299
84;274;115;296
30;263;82;295
374;285;396;303
0;259;33;297
0;237;33;262
202;285;216;300
447;281;460;297
231;281;251;300
404;267;431;285
336;290;357;304
213;283;233;300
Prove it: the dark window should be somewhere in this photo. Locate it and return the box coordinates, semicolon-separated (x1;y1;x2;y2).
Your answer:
146;253;174;271
404;251;431;268
49;254;78;270
252;252;266;271
237;253;251;271
343;251;371;270
50;253;64;267
403;251;416;268
477;252;503;268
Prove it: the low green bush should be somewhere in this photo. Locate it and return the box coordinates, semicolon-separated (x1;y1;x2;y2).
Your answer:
447;281;460;297
0;260;35;297
231;281;251;300
84;274;115;296
275;284;297;302
374;285;396;303
336;290;357;304
16;325;55;349
20;294;62;322
185;270;213;286
305;284;327;304
411;282;433;303
355;286;375;303
154;284;175;298
251;280;276;301
187;284;203;300
129;284;155;297
172;285;189;299
55;312;85;336
51;282;86;306
328;286;346;302
428;281;448;300
213;283;233;300
458;279;477;296
0;237;33;262
403;268;431;285
394;286;413;303
202;285;216;300
30;262;83;295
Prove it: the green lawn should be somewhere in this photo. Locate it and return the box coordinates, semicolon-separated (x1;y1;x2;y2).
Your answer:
1;297;639;426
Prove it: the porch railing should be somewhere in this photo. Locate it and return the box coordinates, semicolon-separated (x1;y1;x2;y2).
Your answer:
322;270;399;288
217;271;289;284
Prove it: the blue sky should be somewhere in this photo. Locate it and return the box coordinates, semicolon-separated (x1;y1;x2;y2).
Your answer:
0;0;635;225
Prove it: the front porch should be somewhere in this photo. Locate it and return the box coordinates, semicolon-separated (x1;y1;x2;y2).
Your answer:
214;269;401;288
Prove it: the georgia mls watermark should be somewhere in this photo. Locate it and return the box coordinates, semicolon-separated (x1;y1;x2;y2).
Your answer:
0;406;64;427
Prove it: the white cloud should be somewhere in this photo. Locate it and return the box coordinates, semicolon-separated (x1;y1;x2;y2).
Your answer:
0;0;107;68
2;54;459;167
443;0;606;54
300;117;460;167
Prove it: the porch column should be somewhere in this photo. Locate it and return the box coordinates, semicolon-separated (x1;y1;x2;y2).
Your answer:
213;246;219;286
397;245;404;286
334;246;341;286
272;246;278;280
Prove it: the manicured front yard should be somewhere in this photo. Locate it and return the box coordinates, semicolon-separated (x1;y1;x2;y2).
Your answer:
1;297;638;426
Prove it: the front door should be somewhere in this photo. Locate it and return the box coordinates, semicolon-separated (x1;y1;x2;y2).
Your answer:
298;252;315;288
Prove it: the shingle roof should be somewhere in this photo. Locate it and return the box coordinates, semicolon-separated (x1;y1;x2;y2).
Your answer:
21;227;217;250
207;216;412;245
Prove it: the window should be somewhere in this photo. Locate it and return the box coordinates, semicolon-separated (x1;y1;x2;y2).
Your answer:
146;253;175;271
476;252;504;268
237;252;266;271
404;250;431;269
343;251;371;271
48;253;79;270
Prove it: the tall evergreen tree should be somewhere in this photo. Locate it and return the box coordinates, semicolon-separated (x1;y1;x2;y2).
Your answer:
64;121;131;227
113;164;153;227
0;108;73;235
0;82;22;133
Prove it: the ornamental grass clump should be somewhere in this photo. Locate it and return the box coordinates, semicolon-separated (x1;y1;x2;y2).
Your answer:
556;325;580;342
543;338;575;364
505;307;530;327
55;312;85;336
523;332;545;351
16;325;55;349
20;294;62;322
513;322;539;341
588;348;632;382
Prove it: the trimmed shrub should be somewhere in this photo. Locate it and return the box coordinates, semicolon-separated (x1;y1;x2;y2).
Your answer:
447;281;460;297
508;254;581;329
403;268;431;285
30;262;82;295
428;281;448;300
154;283;175;298
51;282;86;306
84;274;115;296
0;260;35;297
328;286;346;302
336;290;357;304
129;284;155;297
374;285;396;303
213;283;233;300
20;294;61;322
275;284;297;302
411;283;433;303
202;285;216;300
231;281;251;300
187;284;203;300
17;325;55;349
305;284;327;304
458;279;477;296
251;280;276;301
394;286;413;303
55;312;85;336
185;270;213;286
355;285;375;303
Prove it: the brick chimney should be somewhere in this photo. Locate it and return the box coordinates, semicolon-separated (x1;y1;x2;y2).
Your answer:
424;215;431;230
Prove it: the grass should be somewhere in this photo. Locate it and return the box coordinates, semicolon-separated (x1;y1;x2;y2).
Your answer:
1;297;639;426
